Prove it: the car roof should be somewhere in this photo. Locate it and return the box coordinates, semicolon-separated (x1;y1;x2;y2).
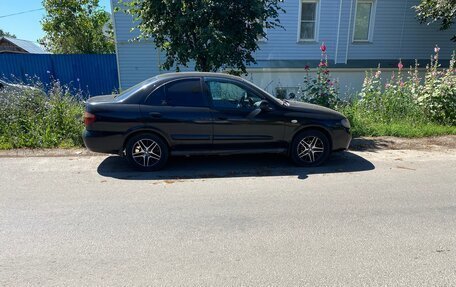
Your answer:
155;72;243;81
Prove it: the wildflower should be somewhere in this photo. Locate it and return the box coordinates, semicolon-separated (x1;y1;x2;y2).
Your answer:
319;61;327;67
320;43;327;53
434;45;440;53
400;82;405;87
46;70;51;74
304;65;310;70
375;70;382;78
398;61;403;70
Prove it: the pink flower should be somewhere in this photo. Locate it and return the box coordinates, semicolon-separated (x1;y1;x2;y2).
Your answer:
319;61;327;67
375;71;382;78
320;43;327;53
434;45;440;53
400;82;405;87
398;61;403;70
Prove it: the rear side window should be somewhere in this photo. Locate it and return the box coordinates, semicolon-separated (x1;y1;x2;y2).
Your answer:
164;79;207;107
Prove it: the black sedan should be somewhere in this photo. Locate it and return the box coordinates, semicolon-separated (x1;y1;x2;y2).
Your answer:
83;72;351;171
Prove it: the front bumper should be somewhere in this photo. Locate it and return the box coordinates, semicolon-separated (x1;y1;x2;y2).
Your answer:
331;128;352;151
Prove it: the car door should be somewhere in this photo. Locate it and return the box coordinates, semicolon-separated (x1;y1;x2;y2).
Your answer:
204;77;285;150
140;77;213;151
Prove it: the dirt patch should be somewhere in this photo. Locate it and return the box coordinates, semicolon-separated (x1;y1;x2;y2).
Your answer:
349;135;456;151
0;135;455;157
0;148;99;158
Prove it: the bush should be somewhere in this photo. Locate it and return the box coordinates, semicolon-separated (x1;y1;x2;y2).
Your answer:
0;79;85;149
337;46;456;137
418;48;456;125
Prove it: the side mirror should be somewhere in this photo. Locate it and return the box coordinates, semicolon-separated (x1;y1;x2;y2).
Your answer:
259;100;272;111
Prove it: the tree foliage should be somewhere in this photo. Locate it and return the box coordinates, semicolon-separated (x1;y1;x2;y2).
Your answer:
415;0;456;41
119;0;284;73
40;0;115;54
0;29;16;38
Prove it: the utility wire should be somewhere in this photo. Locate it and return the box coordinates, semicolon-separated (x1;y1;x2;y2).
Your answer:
0;8;44;19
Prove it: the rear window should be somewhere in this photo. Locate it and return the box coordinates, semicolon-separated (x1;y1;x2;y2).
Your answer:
115;77;159;102
164;79;207;107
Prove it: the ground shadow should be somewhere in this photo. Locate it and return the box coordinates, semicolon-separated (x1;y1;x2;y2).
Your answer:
97;151;374;180
349;138;395;151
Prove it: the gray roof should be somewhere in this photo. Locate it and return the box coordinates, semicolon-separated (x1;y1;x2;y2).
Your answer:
1;37;49;54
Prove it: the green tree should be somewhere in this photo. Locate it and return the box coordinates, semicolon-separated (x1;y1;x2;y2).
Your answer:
415;0;456;41
40;0;115;54
119;0;284;73
0;29;16;38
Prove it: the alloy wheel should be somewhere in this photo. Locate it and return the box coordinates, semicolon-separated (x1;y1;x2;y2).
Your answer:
297;136;325;163
131;139;162;167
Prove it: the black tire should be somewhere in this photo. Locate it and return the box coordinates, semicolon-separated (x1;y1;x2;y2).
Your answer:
291;130;331;167
125;133;169;171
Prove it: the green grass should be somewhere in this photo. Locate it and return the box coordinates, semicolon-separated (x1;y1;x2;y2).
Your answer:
0;83;85;149
349;120;456;138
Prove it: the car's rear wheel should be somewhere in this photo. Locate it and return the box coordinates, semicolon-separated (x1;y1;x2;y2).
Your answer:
125;134;168;171
291;130;331;166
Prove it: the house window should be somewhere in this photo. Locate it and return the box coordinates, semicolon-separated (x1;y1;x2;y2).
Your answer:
257;21;267;42
354;0;375;42
299;0;319;41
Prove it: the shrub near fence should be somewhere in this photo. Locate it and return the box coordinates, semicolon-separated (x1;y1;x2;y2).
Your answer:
0;54;119;96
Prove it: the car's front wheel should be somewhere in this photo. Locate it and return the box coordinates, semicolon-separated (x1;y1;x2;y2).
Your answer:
125;133;169;171
291;130;331;167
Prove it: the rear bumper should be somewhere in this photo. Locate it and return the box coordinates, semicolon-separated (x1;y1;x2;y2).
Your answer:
331;128;352;151
82;129;124;154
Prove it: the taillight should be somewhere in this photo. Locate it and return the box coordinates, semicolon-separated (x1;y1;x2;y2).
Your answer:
84;111;96;126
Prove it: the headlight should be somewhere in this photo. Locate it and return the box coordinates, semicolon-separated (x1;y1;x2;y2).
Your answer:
341;118;351;129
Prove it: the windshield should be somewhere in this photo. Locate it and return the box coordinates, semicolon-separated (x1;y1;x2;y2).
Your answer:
240;78;284;105
114;76;159;102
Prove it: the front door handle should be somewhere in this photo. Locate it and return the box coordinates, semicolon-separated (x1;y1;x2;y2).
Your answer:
148;112;162;118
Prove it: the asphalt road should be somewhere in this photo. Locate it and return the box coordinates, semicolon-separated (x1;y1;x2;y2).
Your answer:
1;149;456;286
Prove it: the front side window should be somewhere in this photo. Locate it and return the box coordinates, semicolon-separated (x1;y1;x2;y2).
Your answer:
206;80;262;110
299;1;318;41
164;79;207;107
144;86;165;106
354;0;374;41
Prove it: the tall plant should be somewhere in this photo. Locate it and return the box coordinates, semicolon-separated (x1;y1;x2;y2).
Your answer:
300;43;339;108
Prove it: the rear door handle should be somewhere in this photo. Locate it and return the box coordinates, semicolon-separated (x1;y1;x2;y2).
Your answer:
217;116;227;120
148;112;162;118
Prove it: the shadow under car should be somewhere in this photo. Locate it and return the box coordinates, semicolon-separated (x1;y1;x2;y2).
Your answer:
97;151;375;180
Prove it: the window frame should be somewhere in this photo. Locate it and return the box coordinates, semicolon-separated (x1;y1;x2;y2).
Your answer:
297;0;320;43
352;0;376;43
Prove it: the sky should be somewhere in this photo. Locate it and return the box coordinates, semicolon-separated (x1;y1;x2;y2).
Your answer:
0;0;112;42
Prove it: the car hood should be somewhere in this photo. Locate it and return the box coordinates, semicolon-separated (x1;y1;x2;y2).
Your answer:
284;100;345;119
